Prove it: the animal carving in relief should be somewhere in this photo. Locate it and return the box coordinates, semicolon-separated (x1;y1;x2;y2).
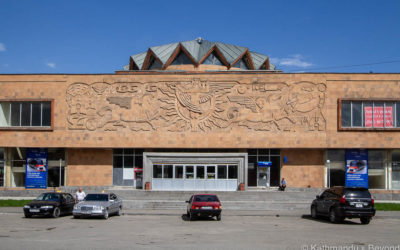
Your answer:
66;80;327;132
106;97;132;109
158;79;236;132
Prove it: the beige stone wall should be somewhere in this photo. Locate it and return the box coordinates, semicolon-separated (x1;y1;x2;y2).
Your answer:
0;73;399;149
281;149;325;188
66;148;112;186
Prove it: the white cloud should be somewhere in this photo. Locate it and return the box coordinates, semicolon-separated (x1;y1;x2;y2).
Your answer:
270;54;313;68
46;62;56;68
0;43;6;52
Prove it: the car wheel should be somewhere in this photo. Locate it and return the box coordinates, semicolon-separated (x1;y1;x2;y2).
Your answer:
360;217;371;225
189;212;194;221
311;206;318;219
73;215;80;219
52;207;60;218
24;213;32;218
117;207;122;216
329;209;338;223
216;214;221;221
103;210;109;220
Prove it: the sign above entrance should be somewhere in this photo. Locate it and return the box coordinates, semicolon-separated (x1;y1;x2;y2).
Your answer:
258;161;272;167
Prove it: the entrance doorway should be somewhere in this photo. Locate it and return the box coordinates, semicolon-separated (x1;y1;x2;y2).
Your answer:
152;164;238;191
248;149;280;187
144;152;247;191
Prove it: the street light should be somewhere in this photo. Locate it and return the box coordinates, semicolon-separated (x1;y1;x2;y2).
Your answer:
326;159;330;188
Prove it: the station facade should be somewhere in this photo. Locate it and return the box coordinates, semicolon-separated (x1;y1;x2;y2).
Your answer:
0;39;400;191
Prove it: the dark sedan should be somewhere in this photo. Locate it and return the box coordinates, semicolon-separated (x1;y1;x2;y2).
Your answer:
311;186;375;224
23;192;75;218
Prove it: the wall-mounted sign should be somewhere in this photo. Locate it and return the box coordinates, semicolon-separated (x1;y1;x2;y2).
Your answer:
345;149;368;188
25;148;48;189
258;161;272;167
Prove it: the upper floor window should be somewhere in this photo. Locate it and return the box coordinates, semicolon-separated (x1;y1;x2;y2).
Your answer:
202;52;223;66
147;57;162;70
339;99;400;130
0;100;52;129
233;58;250;69
171;51;193;65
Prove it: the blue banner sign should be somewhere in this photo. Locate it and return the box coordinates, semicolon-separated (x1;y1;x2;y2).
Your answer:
25;148;48;189
258;161;272;167
345;149;368;188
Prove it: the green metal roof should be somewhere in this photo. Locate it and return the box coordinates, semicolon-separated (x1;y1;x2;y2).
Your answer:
127;39;275;70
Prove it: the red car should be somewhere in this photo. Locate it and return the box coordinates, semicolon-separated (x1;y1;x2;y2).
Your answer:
186;194;222;221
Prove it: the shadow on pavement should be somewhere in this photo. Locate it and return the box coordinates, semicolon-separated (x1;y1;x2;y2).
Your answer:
181;214;217;222
301;214;359;225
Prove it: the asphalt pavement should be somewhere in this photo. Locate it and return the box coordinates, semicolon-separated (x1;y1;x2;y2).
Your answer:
0;208;399;250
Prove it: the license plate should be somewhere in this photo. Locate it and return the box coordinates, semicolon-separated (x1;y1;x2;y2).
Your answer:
201;206;212;210
355;203;363;208
29;209;40;212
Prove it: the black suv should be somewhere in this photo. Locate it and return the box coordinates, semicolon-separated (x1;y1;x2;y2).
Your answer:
310;186;375;224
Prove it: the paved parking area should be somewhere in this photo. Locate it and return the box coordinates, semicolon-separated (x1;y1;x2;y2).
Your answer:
0;211;399;250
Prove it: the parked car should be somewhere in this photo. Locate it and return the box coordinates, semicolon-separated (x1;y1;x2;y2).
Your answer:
186;194;222;221
310;186;375;224
23;192;75;218
73;193;122;219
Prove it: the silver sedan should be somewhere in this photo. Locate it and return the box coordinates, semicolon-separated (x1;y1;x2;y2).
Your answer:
73;193;122;219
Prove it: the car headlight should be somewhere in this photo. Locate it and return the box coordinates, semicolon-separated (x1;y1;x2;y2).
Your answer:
24;205;30;209
74;205;81;210
41;205;54;209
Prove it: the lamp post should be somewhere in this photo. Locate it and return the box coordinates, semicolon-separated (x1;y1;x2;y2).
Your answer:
326;159;330;188
59;158;62;187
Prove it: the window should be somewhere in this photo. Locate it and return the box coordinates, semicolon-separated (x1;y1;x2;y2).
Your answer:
171;51;193;65
113;149;143;185
153;165;162;178
207;166;215;179
163;165;173;178
147;57;162;70
0;148;4;187
175;165;183;178
185;166;194;179
196;166;205;179
0;101;52;129
202;52;223;65
233;57;250;69
340;100;400;129
217;165;227;179
228;165;238;179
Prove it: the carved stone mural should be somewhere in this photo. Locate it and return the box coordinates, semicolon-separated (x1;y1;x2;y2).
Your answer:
66;79;326;132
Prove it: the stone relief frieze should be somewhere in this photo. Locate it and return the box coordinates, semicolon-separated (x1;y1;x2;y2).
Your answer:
66;79;326;132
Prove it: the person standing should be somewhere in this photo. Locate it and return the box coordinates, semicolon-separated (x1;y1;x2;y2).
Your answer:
75;187;86;203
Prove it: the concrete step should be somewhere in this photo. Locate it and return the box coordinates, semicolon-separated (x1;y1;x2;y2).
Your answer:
121;200;310;210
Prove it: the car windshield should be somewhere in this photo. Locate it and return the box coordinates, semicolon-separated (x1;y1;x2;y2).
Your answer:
344;188;371;198
84;194;109;201
35;193;62;201
195;195;219;202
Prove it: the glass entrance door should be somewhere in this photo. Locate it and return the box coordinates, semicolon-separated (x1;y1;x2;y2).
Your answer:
392;151;400;189
257;167;270;187
0;148;3;187
152;163;238;191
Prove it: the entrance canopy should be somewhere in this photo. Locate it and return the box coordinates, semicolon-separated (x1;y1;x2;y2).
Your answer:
143;153;248;191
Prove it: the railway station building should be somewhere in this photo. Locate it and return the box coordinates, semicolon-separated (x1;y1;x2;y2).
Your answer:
0;39;399;191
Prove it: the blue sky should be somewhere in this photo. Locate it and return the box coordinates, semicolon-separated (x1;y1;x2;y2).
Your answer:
0;0;399;73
